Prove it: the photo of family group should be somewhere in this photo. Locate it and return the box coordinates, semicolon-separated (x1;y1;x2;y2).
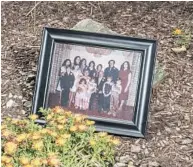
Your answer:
47;43;141;121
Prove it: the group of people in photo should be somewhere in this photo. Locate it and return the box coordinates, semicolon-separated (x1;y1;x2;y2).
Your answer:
56;56;132;116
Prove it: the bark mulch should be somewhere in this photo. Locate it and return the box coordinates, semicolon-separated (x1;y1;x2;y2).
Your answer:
1;2;193;167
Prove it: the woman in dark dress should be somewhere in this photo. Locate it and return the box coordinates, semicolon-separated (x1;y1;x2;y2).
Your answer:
118;61;132;111
88;61;96;78
80;58;88;74
73;56;81;67
95;64;103;80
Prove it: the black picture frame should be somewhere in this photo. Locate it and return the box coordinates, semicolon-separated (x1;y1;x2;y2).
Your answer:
32;27;157;138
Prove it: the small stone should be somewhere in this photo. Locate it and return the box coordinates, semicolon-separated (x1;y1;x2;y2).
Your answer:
6;99;15;108
21;110;26;115
115;156;120;162
114;162;127;167
24;101;32;108
186;54;192;58
182;138;192;144
128;161;135;167
18;96;23;99
13;95;17;99
120;155;130;164
144;148;149;155
26;74;36;83
8;93;13;98
131;145;141;153
148;161;160;167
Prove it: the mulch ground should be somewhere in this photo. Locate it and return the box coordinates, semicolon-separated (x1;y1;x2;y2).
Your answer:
1;2;193;167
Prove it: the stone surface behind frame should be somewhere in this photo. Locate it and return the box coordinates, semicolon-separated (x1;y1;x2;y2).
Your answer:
72;19;165;87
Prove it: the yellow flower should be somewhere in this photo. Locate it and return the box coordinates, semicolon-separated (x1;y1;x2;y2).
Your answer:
50;131;57;137
64;111;72;117
57;118;67;124
70;126;77;132
31;158;42;166
4;142;17;155
41;159;48;165
40;129;49;135
46;114;53;120
19;157;30;165
23;164;33;167
111;138;120;145
89;139;96;146
74;114;83;122
32;133;41;140
16;133;27;142
173;28;182;35
52;106;64;113
29;114;38;121
55;138;66;146
98;132;108;137
32;141;44;151
2;130;12;138
6;164;14;167
57;124;64;130
78;124;88;132
1;124;7;130
85;120;95;126
47;157;60;167
1;155;12;164
61;133;71;139
11;119;20;125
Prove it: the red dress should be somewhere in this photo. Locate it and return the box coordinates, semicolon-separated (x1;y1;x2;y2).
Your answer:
119;69;130;101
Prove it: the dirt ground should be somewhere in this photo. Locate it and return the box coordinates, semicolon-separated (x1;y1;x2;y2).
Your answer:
1;1;193;167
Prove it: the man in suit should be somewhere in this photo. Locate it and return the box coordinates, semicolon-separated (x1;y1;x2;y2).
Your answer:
60;66;75;107
104;60;119;83
96;71;106;112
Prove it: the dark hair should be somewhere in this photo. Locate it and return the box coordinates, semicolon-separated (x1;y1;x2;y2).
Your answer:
96;64;103;71
108;60;115;65
79;78;87;84
120;61;130;71
80;58;87;66
62;59;71;67
89;61;95;68
74;56;81;66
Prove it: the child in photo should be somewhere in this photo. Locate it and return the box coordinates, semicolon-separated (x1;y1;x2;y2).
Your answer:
102;76;113;113
69;65;82;107
110;79;122;116
88;78;97;111
74;78;88;110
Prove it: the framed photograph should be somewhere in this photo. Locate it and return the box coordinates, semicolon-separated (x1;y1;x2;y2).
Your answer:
32;27;157;137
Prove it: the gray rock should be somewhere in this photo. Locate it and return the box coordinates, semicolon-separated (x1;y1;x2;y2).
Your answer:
119;155;130;164
114;162;127;167
131;145;141;153
8;93;13;98
72;19;165;87
6;99;15;108
24;101;32;108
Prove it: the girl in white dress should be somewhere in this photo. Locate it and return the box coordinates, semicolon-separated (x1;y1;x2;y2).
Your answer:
74;78;88;110
69;65;82;107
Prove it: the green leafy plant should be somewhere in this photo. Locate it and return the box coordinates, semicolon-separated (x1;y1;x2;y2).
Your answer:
1;107;120;167
173;28;191;48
